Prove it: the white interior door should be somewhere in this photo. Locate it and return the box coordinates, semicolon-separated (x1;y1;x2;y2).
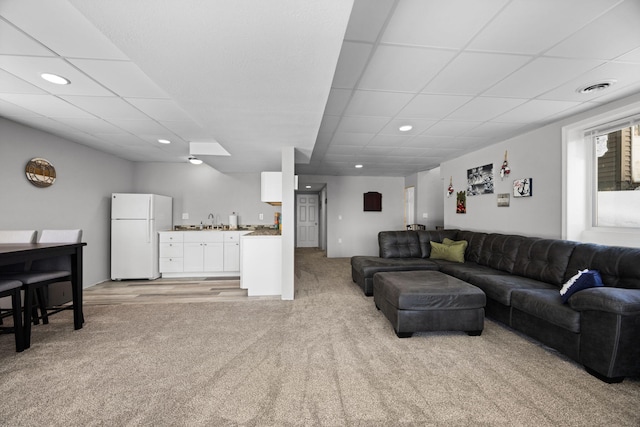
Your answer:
296;194;319;247
405;186;415;226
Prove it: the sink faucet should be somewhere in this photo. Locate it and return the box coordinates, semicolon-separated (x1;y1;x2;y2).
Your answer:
208;213;215;228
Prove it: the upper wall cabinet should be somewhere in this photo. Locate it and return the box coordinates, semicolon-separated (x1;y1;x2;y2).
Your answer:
261;171;282;206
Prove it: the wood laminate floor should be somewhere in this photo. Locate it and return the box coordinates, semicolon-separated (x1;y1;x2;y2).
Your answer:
83;277;280;305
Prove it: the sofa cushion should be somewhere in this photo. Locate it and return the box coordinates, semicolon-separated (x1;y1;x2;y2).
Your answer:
565;243;640;289
513;238;578;286
568;287;640;315
470;274;557;306
477;233;526;273
511;289;581;333
351;256;439;280
429;240;467;263
416;229;459;258
435;261;508;283
560;269;603;303
456;231;487;264
378;231;421;258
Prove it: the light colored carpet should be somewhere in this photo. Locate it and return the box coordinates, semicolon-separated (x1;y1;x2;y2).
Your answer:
0;248;638;426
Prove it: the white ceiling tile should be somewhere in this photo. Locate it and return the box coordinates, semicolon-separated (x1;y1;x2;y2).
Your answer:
0;98;42;117
330;132;374;146
157;120;212;141
367;134;412;147
539;62;640;102
466;122;528;138
358;45;456;92
484;57;604;98
422;121;480;137
54;117;126;134
0;93;95;118
446;97;527;121
399;94;473;119
379;118;437;135
0;69;45;94
0;56;114;95
1;0;128;60
403;135;453;148
69;59;170;98
361;146;394;155
546;1;640;60
425;52;532;95
468;0;620;54
0;20;54;56
125;98;195;122
495;100;581;123
59;96;149;120
336;116;390;133
344;0;395;43
617;47;640;63
344;90;414;116
331;42;373;89
324;89;352;116
382;0;509;48
108;119;169;134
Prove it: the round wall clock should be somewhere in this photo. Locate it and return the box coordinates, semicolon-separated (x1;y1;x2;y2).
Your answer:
25;157;56;188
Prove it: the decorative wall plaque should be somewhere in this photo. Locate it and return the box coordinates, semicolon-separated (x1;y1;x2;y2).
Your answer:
25;157;56;188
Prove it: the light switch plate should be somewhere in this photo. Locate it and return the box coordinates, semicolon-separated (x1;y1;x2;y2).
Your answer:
182;213;189;220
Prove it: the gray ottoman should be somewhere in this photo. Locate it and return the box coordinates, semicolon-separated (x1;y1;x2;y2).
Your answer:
373;270;486;338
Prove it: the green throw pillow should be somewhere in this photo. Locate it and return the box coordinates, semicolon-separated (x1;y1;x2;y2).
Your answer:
430;240;466;263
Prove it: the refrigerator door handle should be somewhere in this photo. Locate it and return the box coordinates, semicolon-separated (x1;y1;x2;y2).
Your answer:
147;197;152;243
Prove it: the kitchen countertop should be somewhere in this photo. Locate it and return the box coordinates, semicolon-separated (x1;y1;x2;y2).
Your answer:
245;229;281;236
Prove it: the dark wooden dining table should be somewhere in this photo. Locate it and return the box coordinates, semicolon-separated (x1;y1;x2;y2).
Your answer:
0;242;86;347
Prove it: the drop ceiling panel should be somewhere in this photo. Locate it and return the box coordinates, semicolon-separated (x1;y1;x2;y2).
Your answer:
0;0;128;60
546;1;640;60
107;119;170;134
0;56;113;95
367;134;411;147
0;93;95;118
422;121;480;137
424;52;532;95
495;100;581;123
399;94;473;119
381;0;509;48
59;96;149;120
55;117;126;134
467;0;619;54
446;97;527;122
0;20;54;56
335;116;390;133
69;59;170;98
344;90;413;116
468;122;528;138
379;118;437;135
358;45;456;92
484;57;605;98
0;69;44;94
125;98;196;122
331;132;374;146
0;98;42;117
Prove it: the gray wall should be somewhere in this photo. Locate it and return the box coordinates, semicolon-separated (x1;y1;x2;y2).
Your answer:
0;118;134;287
133;162;281;228
298;175;405;257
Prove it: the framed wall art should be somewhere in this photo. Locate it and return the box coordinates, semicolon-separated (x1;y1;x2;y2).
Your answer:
467;163;494;196
497;193;510;207
513;178;533;198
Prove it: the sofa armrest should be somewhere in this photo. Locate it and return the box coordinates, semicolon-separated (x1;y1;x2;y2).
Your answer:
568;287;640;315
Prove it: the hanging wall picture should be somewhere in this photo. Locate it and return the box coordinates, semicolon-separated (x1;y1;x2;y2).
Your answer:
456;191;466;214
497;193;510;207
467;163;494;196
513;178;533;197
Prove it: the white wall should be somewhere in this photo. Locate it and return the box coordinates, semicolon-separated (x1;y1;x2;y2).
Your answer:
440;124;562;238
132;162;281;228
416;167;444;230
298;175;405;257
0;118;134;287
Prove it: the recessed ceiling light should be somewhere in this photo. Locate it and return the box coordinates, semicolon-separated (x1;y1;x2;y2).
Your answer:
577;79;617;94
188;156;203;165
399;125;413;132
355;164;363;168
41;73;70;85
305;185;311;189
158;139;171;144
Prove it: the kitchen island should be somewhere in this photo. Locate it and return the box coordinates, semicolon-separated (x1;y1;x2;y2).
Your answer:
240;229;282;296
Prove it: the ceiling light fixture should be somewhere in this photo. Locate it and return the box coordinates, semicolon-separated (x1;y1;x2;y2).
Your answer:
188;156;203;165
355;164;363;168
577;79;617;94
305;185;311;189
41;73;70;85
158;139;171;144
399;125;413;132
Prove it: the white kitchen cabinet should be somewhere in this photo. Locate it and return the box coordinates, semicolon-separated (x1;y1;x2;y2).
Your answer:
159;230;248;278
240;234;282;296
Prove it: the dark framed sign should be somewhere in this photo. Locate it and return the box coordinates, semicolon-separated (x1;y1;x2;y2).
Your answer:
363;192;382;211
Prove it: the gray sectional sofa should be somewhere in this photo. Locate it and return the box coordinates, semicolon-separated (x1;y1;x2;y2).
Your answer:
351;230;640;383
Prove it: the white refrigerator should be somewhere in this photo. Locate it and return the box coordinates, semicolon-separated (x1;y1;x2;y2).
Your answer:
111;193;172;280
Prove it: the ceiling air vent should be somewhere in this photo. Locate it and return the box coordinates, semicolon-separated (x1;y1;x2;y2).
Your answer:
577;80;617;94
